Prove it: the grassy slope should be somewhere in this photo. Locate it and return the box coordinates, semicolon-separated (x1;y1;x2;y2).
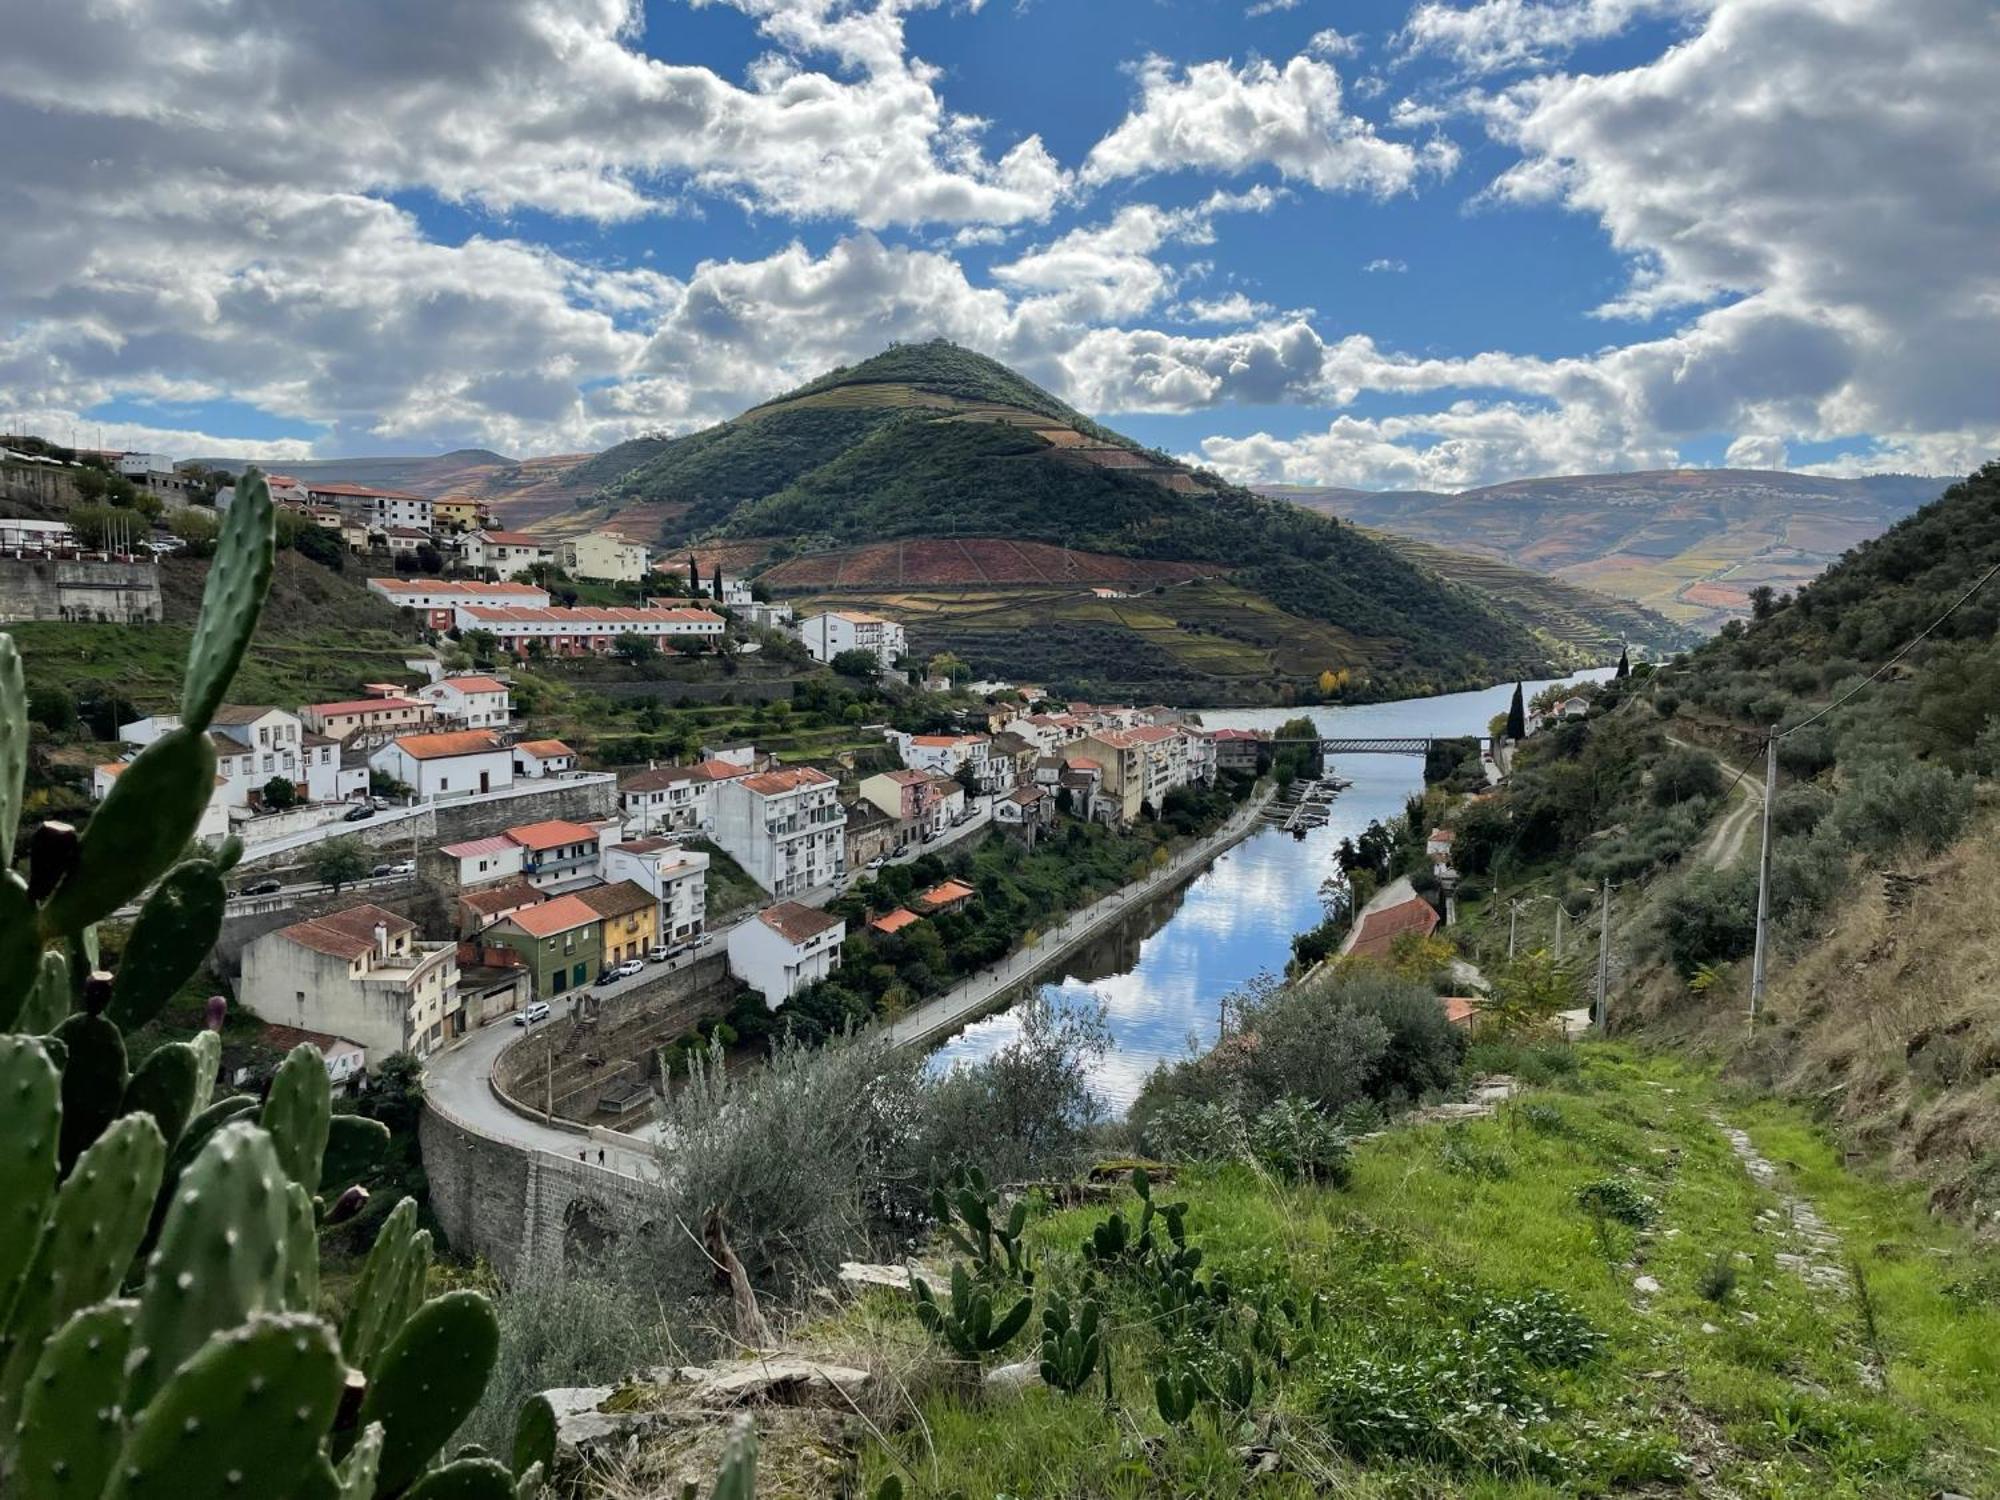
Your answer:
834;1047;1999;1498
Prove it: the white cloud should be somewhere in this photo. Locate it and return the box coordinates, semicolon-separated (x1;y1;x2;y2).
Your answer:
1400;0;1707;74
1363;258;1408;273
1245;0;1301;14
1169;293;1277;324
1723;433;1788;470
1081;50;1456;195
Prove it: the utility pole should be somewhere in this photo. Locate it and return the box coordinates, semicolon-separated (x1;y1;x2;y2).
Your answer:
1594;878;1611;1034
1507;901;1519;960
1554;902;1565;961
1748;729;1779;1030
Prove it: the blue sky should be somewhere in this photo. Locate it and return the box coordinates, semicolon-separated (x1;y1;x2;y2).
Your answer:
3;0;1994;488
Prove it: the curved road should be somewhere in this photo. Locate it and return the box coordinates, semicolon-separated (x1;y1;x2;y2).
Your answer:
1671;734;1766;869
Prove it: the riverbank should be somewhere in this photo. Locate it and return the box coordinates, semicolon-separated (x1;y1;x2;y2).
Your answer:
885;785;1275;1051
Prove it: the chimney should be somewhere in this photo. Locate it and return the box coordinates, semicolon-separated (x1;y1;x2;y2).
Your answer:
373;922;389;960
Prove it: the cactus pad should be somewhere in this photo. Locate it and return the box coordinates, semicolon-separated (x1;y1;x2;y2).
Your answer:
263;1043;332;1195
180;470;275;734
0;631;25;858
104;1311;343;1500
322;1114;390;1195
41;727;218;937
341;1196;417;1377
188;1030;222;1115
107;860;227;1032
129;1120;294;1413
404;1456;519;1499
16;948;71;1038
510;1393;556;1480
0;1112;165;1436
283;1181;320;1313
0;1036;60;1318
53;1011;128;1174
0;871;38;1029
14;1297;137;1500
358;1290;501;1498
120;1040;203;1155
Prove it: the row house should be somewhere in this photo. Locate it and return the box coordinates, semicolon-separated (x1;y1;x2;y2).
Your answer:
239;904;461;1063
711;766;846;897
842;799;903;869
728;902;844;1009
485;894;601;999
576;880;657;965
987;731;1039;790
366;577;551;631
601;838;709;945
617;756;750;834
306;482;434;533
369;729;513;800
1076;725;1191;822
504;818;607;890
455;880;544;941
300;695;435;744
857;767;946;839
418;674;511;729
560;530;650;582
1207;727;1269;774
459;529;554;577
1004;713;1091;755
799;610;906;666
993;783;1055;844
452;603;725;656
511;738;576;778
892;731;1000;790
422;834;526;893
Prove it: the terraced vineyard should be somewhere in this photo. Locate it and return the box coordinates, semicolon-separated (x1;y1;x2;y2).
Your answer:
758;538;1215;590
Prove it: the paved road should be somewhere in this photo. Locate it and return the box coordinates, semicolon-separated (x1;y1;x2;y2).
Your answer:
423;1009;659;1179
886;789;1274;1049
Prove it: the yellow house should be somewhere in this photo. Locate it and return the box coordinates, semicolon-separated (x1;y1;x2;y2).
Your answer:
577;880;658;963
432;496;484;531
560;529;651;582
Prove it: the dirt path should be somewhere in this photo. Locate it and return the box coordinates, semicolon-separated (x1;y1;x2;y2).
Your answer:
1672;734;1765;869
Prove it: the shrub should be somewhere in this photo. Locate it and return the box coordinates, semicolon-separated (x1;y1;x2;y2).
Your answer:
1650;746;1723;806
1771;784;1833;836
1657;864;1758;976
1249;1096;1353;1185
1828;761;1975;857
1574;1176;1656;1227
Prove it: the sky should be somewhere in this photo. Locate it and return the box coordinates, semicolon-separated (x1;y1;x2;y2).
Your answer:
1;0;1996;490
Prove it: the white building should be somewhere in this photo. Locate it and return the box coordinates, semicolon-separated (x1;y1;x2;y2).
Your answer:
559;530;650;582
510;738;576;778
798;610;906;666
617;757;750;835
94;760;231;844
461;529;555;577
1004;713;1090;755
727;901;845;1010
118;705;363;810
892;731;990;779
710;765;846;896
369;729;514;800
601;838;710;945
306;482;434;533
366;578;551;631
431;834;527;890
299;695;435;743
417;674;511;729
239;903;461;1063
452;603;725;657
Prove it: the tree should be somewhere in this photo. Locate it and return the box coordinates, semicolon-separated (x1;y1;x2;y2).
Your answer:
612;631;656;663
414;542;444;574
831;648;879;679
312;835;370;893
291;521;344;571
953;762;979;796
711;562;723;599
1614;645;1630;679
1505;681;1526;741
1479;949;1582;1033
688;553;701;595
460;628;499;666
927;651;970;686
260;776;301;811
1749;585;1776;621
26;685;76;734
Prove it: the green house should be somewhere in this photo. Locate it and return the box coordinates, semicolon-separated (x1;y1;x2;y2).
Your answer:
488;892;603;999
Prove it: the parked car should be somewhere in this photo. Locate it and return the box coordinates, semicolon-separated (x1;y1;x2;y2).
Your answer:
342;803;374;822
240;878;282;896
513;1001;551;1027
646;944;673;964
602;959;646;984
866;855;885;869
384;860;413;876
371;863;395;877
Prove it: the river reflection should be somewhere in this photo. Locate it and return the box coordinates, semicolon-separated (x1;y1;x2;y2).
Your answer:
927;670;1613;1112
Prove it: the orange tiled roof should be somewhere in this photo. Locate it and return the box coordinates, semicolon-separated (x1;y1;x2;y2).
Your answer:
916;879;976;909
869;908;921;935
514;738;574;759
738;766;833;796
1345;897;1440;962
387;729;505;760
758;901;843;944
504;819;600;852
500;893;600;937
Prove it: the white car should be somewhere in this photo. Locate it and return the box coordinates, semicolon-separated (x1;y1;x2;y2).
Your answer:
603;959;646;984
513;1001;551;1027
646;944;673;964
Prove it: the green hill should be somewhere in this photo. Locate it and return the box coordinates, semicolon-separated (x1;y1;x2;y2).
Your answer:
589;341;1566;703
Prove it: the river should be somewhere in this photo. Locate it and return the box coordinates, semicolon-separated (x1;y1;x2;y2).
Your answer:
927;670;1614;1111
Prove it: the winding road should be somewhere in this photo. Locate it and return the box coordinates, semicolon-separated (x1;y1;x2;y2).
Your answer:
1672;734;1766;869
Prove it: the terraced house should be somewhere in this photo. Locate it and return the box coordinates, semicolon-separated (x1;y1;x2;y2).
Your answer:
576;880;657;965
503;819;605;890
485;894;602;1000
239;904;460;1063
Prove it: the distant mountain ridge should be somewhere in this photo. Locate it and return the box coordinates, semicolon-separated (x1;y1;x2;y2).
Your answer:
1259;468;1946;629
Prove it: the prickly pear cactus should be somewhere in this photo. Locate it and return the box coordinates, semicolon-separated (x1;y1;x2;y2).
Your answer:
15;948;71;1037
103;1312;344;1500
342;1196;421;1377
120;1039;204;1155
0;871;37;1024
510;1392;556;1480
321;1112;391;1196
0;630;24;858
54;1009;128;1173
709;1420;758;1500
106;859;228;1032
0;1036;59;1311
403;1455;519;1499
263;1042;332;1195
357;1290;502;1498
127;1119;296;1413
180;469;274;734
13;1298;136;1500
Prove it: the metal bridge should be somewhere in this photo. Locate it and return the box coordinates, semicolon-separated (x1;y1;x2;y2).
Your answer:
1266;736;1487;756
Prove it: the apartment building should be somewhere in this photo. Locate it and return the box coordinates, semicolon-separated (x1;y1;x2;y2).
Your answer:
503;819;605;889
728;901;845;1009
617;756;751;834
601;838;709;945
798;610;906;666
417;674;511;729
857;767;944;838
306;482;434;532
460;529;555;577
559;530;650;582
710;765;846;896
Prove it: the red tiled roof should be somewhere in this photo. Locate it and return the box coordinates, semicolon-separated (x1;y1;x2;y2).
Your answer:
440;835;517;859
758;901;843;944
499;893;600;938
458;605;723;627
574;880;654;919
514;739;574;759
437;675;509;693
368;579;546;600
459;882;544;917
915;879;976;909
277;903;412;961
1440;996;1479;1028
738;766;834;796
869;908;921;935
479;530;545;546
386;730;505;760
307;481;427;500
309;696;427;717
504;819;600;852
259;1023;364;1057
1345;897;1440;962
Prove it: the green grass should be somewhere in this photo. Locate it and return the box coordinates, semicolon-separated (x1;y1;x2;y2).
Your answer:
839;1046;2000;1498
687;837;764;919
